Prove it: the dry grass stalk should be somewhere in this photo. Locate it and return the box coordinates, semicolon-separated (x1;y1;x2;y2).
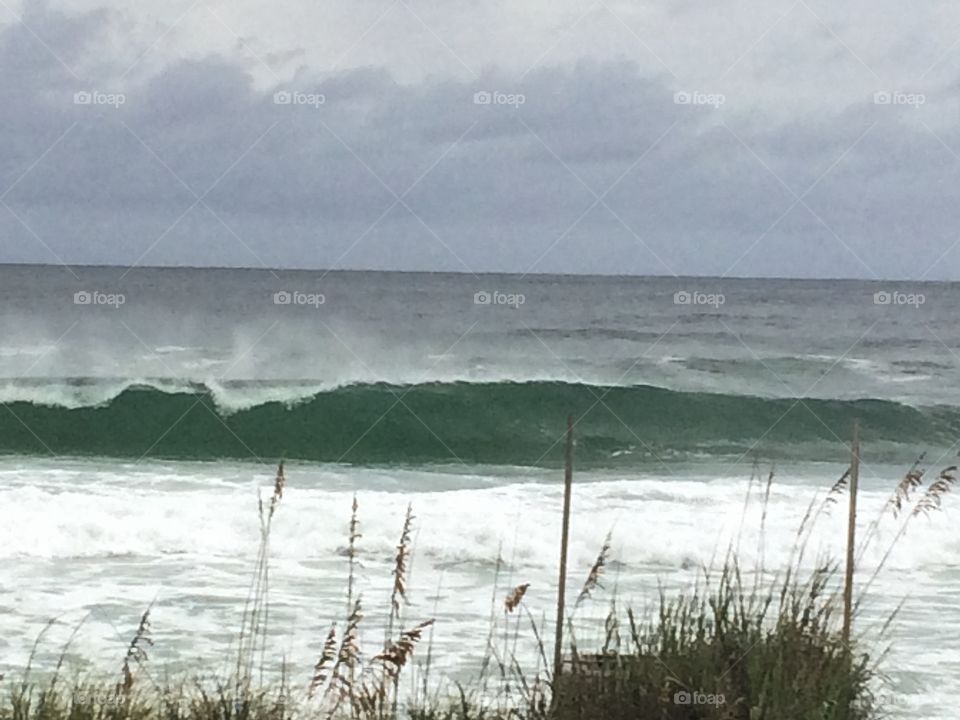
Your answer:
356;619;434;715
856;455;927;566
238;461;287;694
336;600;364;679
912;465;957;517
323;598;363;716
760;469;774;524
348;495;360;550
269;460;285;518
346;495;361;611
343;495;362;692
887;455;926;518
307;624;338;698
576;531;612;609
256;461;285;525
823;468;851;508
390;504;415;617
118;606;153;694
380;505;416;718
505;583;530;614
857;464;958;612
50;612;91;694
373;619;434;679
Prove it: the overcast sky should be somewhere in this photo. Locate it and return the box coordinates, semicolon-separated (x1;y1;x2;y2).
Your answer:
1;0;960;278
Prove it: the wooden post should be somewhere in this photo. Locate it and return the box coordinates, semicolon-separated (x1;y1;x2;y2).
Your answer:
553;415;574;680
842;419;860;647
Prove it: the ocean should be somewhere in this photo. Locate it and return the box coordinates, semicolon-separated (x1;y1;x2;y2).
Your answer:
1;265;958;717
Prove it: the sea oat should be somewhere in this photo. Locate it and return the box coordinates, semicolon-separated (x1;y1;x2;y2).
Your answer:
346;495;361;616
269;461;285;519
505;583;530;613
888;463;925;519
337;600;363;676
323;597;363;714
373;619;434;679
348;495;361;554
912;466;957;517
823;468;851;508
390;504;415;616
118;606;153;694
308;624;338;698
576;531;612;608
356;619;435;714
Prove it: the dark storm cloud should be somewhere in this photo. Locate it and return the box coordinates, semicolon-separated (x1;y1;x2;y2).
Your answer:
2;2;960;278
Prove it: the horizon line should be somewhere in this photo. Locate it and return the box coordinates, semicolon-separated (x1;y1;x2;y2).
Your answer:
0;261;956;284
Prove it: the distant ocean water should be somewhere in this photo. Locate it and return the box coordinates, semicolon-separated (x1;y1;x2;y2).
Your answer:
1;265;958;718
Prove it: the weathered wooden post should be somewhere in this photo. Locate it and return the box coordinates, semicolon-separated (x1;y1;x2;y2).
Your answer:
842;419;860;647
554;415;574;680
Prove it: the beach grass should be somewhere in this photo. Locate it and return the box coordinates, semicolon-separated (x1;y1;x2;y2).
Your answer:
3;451;954;720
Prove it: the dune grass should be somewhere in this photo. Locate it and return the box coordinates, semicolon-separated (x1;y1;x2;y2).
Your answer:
2;453;955;720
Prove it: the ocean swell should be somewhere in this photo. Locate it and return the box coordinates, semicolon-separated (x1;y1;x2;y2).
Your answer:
0;379;957;464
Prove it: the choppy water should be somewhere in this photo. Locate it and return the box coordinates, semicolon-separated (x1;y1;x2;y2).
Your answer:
1;265;959;717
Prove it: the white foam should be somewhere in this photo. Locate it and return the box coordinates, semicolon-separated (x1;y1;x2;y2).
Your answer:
0;379;138;408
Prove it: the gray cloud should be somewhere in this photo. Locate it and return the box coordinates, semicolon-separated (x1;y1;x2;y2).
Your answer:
2;1;960;278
